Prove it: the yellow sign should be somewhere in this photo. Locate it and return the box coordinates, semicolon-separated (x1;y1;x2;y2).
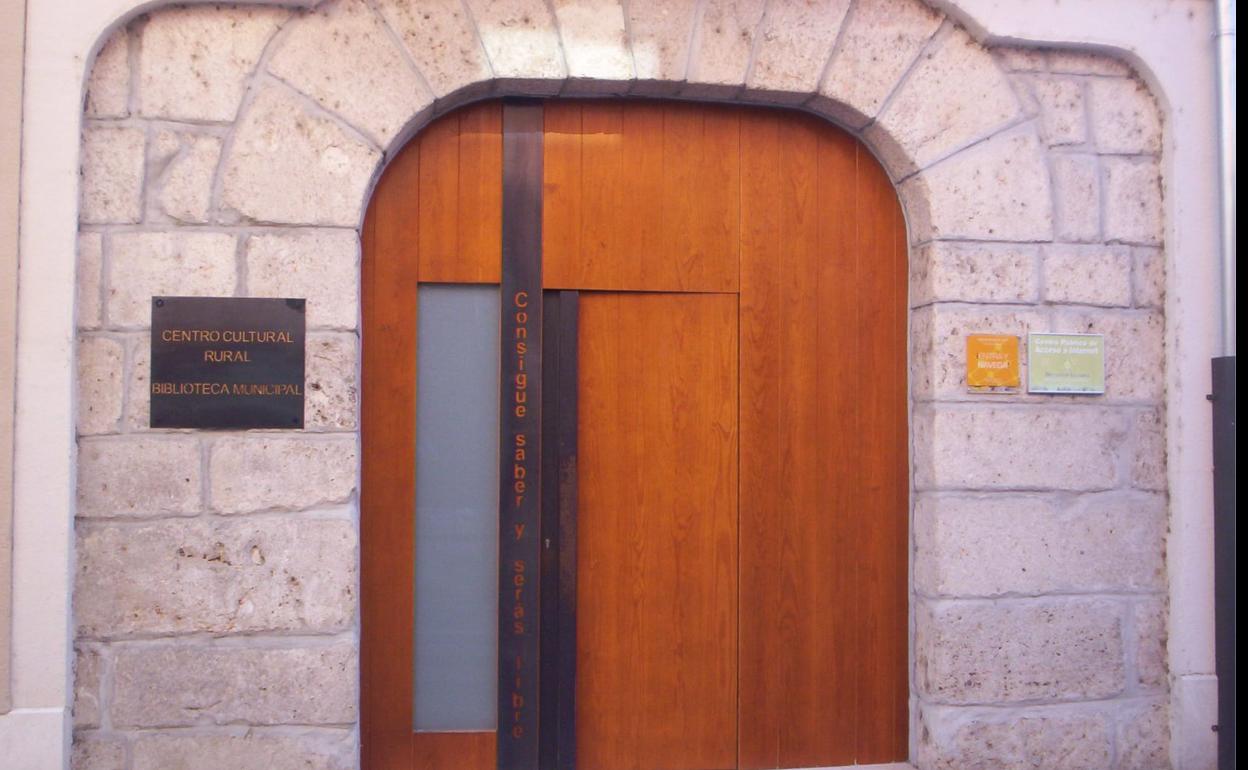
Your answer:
966;334;1020;391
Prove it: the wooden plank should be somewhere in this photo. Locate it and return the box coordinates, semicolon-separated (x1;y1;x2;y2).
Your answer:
555;291;580;770
542;102;583;288
577;292;739;770
418;110;461;281
413;732;497;770
457;101;504;283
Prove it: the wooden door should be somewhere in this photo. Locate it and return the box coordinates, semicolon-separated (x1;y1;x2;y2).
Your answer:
361;100;909;770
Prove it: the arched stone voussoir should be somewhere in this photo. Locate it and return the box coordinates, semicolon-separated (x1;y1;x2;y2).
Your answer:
374;0;493;100
266;0;434;148
743;0;851;105
627;0;698;96
549;0;634;95
220;82;382;227
463;0;567;95
683;0;767;99
898;122;1053;243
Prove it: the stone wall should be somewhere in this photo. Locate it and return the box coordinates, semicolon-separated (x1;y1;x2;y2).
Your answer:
72;1;1169;768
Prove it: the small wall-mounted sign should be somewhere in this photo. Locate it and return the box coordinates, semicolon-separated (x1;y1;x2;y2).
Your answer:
966;333;1020;392
1027;333;1106;395
150;296;306;429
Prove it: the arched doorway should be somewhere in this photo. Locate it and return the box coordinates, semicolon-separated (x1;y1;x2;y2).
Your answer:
361;99;909;770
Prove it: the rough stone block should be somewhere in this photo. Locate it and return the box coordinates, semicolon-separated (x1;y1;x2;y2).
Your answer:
75;516;356;638
995;46;1049;73
133;733;355;770
911;304;1047;399
77;335;125;436
918;704;1112;770
627;0;698;89
1134;598;1167;689
551;0;633;90
306;333;359;430
746;0;850;98
1088;77;1162;154
1053;309;1164;401
107;232;237;328
268;0;432;147
684;0;767;96
71;736;126;770
80;125;145;224
1133;246;1165;308
73;646;103;729
124;333;150;431
209;436;358;513
815;0;942;127
868;26;1021;174
112;644;357;727
1103;156;1163;245
138;6;285;121
244;230;360;329
86;30;130;118
463;0;566;86
1028;75;1087;146
152;132;221;223
77;436;201;517
77;233;104;330
1130;406;1167;491
375;0;493;98
1051;153;1101;242
221;84;381;226
914;405;1128;490
911;242;1039;306
1048;49;1131;77
917;598;1125;703
914;492;1167;597
1117;700;1171;769
1043;244;1132;306
899;123;1053;243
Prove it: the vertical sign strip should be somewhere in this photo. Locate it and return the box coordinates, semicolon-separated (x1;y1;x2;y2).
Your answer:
554;290;579;770
499;100;544;770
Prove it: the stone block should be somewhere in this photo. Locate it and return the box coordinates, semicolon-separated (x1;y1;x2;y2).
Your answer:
244;230;359;330
683;0;767;96
815;0;942;127
71;736;126;770
133;733;356;770
1103;156;1163;246
107;232;237;328
911;304;1047;399
910;241;1039;306
124;333;150;431
463;0;566;86
918;704;1112;770
86;30;130;118
138;6;285;121
209;436;358;513
746;0;851;98
112;644;357;727
1134;598;1167;689
152;132;221;223
1051;153;1101;242
221;84;382;226
627;0;699;89
917;598;1125;704
80;125;145;224
867;26;1021;174
1053;309;1164;401
551;0;633;90
77;436;201;517
1043;244;1132;306
1048;49;1131;77
375;0;493;98
75;516;357;638
306;333;359;430
914;492;1167;597
1028;75;1087;146
1117;700;1171;769
77;335;125;436
73;646;103;729
77;233;104;330
1088;77;1162;154
1133;247;1165;308
1130;406;1167;491
899;123;1053;243
268;0;432;147
914;405;1128;491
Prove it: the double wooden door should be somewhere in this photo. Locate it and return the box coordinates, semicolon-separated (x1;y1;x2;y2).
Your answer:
362;100;908;770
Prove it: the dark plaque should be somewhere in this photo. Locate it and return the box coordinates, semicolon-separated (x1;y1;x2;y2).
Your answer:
150;296;306;429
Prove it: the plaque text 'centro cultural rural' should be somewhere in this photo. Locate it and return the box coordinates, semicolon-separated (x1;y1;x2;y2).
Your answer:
150;296;306;429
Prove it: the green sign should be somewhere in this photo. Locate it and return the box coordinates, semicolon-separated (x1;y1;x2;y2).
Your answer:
1028;333;1105;394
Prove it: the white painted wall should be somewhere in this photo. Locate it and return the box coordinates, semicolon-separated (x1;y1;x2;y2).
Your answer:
4;1;1221;768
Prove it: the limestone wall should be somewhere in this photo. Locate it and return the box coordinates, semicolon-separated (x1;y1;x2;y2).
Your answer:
72;1;1170;768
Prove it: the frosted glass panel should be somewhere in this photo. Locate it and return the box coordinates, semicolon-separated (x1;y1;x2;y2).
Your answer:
414;284;500;732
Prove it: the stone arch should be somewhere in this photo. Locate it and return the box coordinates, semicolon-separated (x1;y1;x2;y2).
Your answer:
74;1;1171;768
